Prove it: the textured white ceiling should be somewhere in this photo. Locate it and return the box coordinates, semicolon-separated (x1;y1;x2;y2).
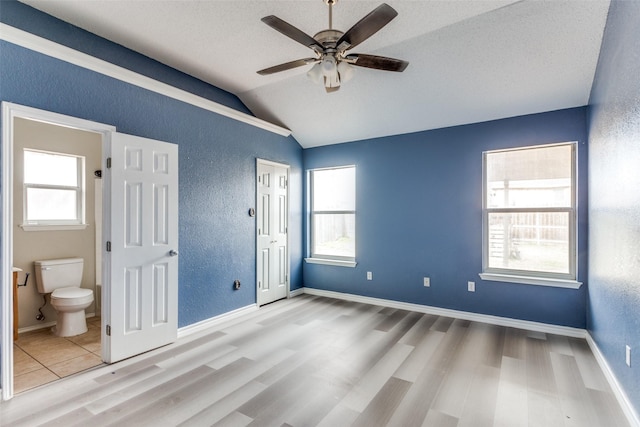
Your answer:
20;0;611;148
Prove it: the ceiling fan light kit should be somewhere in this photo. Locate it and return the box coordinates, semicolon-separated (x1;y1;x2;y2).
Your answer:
258;1;409;93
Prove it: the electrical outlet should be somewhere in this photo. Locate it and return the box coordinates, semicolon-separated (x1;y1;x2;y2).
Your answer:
626;345;631;367
468;281;475;292
424;277;430;287
367;271;373;281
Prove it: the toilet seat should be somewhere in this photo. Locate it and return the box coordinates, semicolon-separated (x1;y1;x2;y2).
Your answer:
51;287;94;307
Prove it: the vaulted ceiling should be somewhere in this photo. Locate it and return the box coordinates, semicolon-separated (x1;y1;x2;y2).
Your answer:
20;0;611;148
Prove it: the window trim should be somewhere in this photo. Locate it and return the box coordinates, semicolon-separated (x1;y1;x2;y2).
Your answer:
307;165;356;266
481;142;581;288
22;148;86;229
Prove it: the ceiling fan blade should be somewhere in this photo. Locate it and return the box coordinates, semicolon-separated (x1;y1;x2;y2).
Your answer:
346;54;409;72
325;86;340;93
261;15;324;53
336;3;398;51
257;58;319;75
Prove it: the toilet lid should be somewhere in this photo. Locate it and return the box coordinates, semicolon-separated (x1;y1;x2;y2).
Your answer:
51;287;93;299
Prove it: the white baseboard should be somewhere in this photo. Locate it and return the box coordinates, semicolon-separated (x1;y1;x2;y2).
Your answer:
289;287;305;298
302;287;586;338
177;304;258;338
586;333;640;427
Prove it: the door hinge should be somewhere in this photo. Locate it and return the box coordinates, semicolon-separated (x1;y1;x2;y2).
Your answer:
106;241;111;252
258;175;261;183
106;325;111;336
106;157;112;169
258;281;261;288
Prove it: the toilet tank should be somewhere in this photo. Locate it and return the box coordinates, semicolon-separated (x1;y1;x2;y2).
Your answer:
34;258;84;294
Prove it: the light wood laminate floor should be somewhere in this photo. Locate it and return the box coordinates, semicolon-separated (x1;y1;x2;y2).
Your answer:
0;295;629;426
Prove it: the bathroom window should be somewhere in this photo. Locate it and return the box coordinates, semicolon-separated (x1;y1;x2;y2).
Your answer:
306;165;356;267
23;149;86;229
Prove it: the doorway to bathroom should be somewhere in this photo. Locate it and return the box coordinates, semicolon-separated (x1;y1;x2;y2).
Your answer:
11;116;104;394
2;102;180;401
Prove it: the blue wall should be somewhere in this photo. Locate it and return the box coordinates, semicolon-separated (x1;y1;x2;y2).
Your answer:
588;0;640;418
303;107;589;328
0;3;304;332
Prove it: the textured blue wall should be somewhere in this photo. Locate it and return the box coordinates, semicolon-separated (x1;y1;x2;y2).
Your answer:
303;108;589;328
0;8;303;330
588;0;640;418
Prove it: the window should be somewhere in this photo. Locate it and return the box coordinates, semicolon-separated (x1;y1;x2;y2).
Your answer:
23;149;85;228
307;166;356;267
481;143;580;287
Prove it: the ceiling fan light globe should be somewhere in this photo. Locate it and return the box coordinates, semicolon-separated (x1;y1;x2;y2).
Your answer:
321;55;338;78
337;61;354;82
307;63;323;84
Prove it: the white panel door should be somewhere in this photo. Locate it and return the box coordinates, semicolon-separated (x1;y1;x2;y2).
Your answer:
106;132;178;363
256;160;289;306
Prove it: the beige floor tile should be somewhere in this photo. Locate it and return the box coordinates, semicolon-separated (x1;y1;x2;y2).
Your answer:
48;353;103;378
87;316;102;328
14;368;58;394
13;345;45;376
67;327;101;353
26;340;91;367
15;328;59;346
14;325;103;394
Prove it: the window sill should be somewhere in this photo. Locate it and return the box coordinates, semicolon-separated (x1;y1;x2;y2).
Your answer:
20;224;88;232
479;273;582;289
305;258;357;268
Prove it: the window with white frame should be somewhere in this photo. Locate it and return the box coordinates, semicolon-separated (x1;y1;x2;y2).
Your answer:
23;149;85;227
309;166;356;264
482;143;577;285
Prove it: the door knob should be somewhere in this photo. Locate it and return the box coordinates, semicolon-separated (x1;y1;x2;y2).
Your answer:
169;249;179;257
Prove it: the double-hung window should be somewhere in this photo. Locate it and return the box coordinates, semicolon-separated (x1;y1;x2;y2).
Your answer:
481;143;579;287
307;166;356;267
23;149;86;229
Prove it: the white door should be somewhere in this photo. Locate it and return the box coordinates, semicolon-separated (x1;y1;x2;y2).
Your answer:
105;132;179;363
256;160;289;306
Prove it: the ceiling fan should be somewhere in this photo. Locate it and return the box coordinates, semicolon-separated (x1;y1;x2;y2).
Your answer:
257;0;409;93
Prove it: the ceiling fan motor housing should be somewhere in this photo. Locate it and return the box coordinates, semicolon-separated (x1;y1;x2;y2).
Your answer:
313;29;343;49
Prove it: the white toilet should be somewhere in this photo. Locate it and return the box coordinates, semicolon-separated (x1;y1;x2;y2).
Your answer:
34;258;94;337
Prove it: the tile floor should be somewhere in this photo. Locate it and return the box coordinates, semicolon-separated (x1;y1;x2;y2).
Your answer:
13;317;103;394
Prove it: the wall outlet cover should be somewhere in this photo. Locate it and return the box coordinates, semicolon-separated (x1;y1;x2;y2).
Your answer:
468;281;475;292
424;277;430;287
367;271;372;281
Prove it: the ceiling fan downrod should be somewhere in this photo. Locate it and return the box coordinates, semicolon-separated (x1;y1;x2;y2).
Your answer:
325;0;337;29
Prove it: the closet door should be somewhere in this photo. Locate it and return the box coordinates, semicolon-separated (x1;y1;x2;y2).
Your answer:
256;160;289;306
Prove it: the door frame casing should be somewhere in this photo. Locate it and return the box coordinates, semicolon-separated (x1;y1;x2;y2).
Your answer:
1;102;115;401
255;158;290;306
